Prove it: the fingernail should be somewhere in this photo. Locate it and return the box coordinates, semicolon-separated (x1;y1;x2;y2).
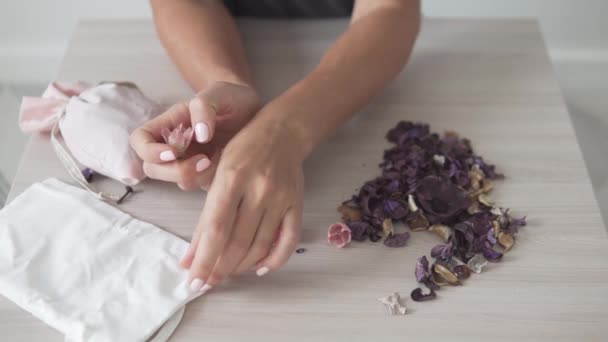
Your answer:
190;278;205;292
195;122;209;143
160;150;176;161
195;157;211;172
200;284;213;295
256;266;270;277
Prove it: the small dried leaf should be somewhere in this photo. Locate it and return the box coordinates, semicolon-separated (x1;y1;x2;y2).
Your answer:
407;194;419;212
431;263;461;286
428;224;451;242
337;204;362;222
452;265;471;280
498;231;515;252
467;254;488;274
478;193;495;207
382;218;394;236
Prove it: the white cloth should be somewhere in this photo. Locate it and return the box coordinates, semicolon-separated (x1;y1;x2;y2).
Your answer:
0;179;202;342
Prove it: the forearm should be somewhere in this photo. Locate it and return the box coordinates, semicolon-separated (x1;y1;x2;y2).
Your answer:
150;0;253;90
261;0;421;158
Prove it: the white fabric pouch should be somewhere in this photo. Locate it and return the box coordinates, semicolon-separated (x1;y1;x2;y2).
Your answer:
0;179;202;342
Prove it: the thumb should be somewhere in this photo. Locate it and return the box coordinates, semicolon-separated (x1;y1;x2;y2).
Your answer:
189;93;218;144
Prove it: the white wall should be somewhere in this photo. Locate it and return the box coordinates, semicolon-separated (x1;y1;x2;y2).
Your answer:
1;0;608;82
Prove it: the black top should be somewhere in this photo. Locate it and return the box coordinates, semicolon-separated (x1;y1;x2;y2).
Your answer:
223;0;354;18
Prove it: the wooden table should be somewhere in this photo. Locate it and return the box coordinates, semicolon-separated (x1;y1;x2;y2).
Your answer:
3;18;608;341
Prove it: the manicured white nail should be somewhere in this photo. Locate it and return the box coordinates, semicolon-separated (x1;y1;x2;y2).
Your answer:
256;266;270;277
195;157;211;172
160;150;176;161
190;278;204;292
195;122;209;143
200;284;212;295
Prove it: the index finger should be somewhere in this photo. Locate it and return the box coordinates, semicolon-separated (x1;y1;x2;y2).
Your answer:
129;103;190;163
188;171;243;293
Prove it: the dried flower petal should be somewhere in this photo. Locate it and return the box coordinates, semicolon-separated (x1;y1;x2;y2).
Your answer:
467;200;481;214
492;220;501;238
430;243;453;259
415;176;471;220
467;254;488;273
431;263;461;286
411;287;437;302
468;169;484;191
428;224;451;242
407;194;419;212
478;193;495;207
384;199;409;220
161;123;194;157
498;231;515;252
382;218;395;236
482;245;503;262
346;221;372;241
452;265;471;280
384;232;410;248
433;154;445;166
377;293;407;315
415;255;429;282
406;210;430;231
327;222;352;248
337;204;362;222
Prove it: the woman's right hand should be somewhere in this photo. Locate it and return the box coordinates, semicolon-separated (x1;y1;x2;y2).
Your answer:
130;81;261;190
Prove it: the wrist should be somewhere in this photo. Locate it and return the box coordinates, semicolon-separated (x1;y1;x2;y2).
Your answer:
198;68;255;93
255;100;317;162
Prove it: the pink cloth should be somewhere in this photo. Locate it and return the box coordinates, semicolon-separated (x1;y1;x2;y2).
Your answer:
19;81;164;185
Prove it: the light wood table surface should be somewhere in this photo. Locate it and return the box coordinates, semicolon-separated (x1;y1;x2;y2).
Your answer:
3;18;608;341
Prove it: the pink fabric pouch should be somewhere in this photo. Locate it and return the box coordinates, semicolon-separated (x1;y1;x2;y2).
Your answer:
19;81;164;200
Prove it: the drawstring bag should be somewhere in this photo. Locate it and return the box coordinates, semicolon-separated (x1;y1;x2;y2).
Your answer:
0;178;203;342
19;81;165;201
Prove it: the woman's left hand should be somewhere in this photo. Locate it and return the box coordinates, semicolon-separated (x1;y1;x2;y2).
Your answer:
180;110;306;291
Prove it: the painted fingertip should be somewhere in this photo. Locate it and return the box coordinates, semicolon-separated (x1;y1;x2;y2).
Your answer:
256;266;270;277
195;122;209;143
160;150;176;161
195;157;211;172
200;284;213;295
190;278;205;292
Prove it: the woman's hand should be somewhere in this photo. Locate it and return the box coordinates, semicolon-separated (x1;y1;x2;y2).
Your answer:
130;81;261;190
180;110;306;293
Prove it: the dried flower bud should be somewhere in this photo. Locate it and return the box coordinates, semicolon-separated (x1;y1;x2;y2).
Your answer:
161;123;194;157
327;222;352;248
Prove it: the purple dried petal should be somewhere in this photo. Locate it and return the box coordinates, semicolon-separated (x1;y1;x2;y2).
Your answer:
486;232;497;245
506;215;527;234
384;199;409;220
482;245;503;262
415;255;429;282
411;287;437;302
383;232;410;248
345;221;371;241
415;176;471;220
431;243;453;259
